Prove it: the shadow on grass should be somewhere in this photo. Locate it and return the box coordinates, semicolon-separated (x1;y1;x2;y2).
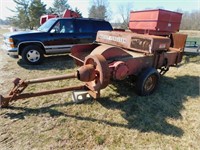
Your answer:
4;75;199;137
98;75;199;137
17;54;76;70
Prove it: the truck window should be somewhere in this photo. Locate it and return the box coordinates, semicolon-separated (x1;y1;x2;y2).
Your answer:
76;20;93;33
38;19;57;32
50;20;74;33
93;21;113;32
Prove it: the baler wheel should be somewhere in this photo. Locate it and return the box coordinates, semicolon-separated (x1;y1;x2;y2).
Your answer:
136;67;160;96
84;54;110;91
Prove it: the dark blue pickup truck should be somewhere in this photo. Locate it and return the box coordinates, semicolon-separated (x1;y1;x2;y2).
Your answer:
2;18;113;64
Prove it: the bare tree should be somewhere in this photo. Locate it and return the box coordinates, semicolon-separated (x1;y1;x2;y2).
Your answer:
118;3;133;29
177;9;200;30
88;0;110;20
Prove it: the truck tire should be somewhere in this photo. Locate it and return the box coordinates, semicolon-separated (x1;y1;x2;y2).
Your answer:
136;67;160;96
21;45;44;65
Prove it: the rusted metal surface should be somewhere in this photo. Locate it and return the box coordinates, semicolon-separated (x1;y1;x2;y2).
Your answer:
153;33;187;69
70;44;99;66
0;85;85;107
110;61;129;80
90;44;131;61
0;73;80;108
87;90;100;99
77;64;96;82
129;9;182;35
89;44;154;76
96;31;171;54
26;73;77;84
84;54;110;91
0;58;109;108
170;33;188;50
170;33;188;63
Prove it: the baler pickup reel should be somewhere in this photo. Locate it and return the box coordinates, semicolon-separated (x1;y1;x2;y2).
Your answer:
0;55;110;108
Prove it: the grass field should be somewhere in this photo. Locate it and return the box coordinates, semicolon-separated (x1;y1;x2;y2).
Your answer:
180;30;200;44
0;26;9;35
0;28;199;149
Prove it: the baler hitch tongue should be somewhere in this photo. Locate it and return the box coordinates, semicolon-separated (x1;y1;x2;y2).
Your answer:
0;54;110;108
0;95;9;108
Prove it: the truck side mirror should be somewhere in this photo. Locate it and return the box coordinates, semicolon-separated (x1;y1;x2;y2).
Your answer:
50;29;56;33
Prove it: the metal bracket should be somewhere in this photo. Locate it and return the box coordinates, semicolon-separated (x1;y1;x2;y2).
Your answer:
72;90;91;103
159;67;169;75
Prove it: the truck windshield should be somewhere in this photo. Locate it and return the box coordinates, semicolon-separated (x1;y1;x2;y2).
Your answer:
38;19;57;32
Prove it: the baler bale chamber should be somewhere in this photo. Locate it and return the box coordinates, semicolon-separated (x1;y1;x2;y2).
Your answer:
70;30;187;93
69;9;187;97
0;9;187;108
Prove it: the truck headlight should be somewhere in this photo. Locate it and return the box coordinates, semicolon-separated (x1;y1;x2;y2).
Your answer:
8;38;14;48
9;38;13;43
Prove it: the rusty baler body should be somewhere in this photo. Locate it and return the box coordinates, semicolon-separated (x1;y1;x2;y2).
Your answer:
0;9;187;108
71;30;187;78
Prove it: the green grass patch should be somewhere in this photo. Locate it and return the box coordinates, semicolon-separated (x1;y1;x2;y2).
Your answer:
95;135;106;145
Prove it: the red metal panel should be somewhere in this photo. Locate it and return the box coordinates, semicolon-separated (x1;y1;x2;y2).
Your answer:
129;10;160;21
40;14;58;25
129;9;182;35
96;31;171;54
62;10;81;18
129;21;181;32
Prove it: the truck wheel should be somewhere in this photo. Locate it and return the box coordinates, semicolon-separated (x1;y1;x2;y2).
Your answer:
136;67;160;96
21;45;44;65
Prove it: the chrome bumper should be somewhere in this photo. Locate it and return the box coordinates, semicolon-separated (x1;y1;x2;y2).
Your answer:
1;44;18;58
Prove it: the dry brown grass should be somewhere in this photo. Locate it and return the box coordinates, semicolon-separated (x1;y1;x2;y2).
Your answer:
180;30;200;37
0;29;200;149
0;26;9;36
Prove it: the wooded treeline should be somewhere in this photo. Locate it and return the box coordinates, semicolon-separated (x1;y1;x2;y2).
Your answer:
179;10;200;30
3;0;82;29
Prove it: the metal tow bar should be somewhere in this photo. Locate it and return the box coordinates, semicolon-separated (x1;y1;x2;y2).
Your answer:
0;73;84;108
0;54;110;108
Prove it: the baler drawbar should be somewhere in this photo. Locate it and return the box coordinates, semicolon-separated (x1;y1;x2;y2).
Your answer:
0;55;110;108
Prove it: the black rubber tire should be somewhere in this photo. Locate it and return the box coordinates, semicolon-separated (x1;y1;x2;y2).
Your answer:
21;45;44;65
136;67;160;96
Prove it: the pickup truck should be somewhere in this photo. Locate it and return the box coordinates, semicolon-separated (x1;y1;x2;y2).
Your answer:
2;18;113;65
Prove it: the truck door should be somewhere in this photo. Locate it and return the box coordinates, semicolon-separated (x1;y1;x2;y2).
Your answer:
74;20;96;44
46;19;76;53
